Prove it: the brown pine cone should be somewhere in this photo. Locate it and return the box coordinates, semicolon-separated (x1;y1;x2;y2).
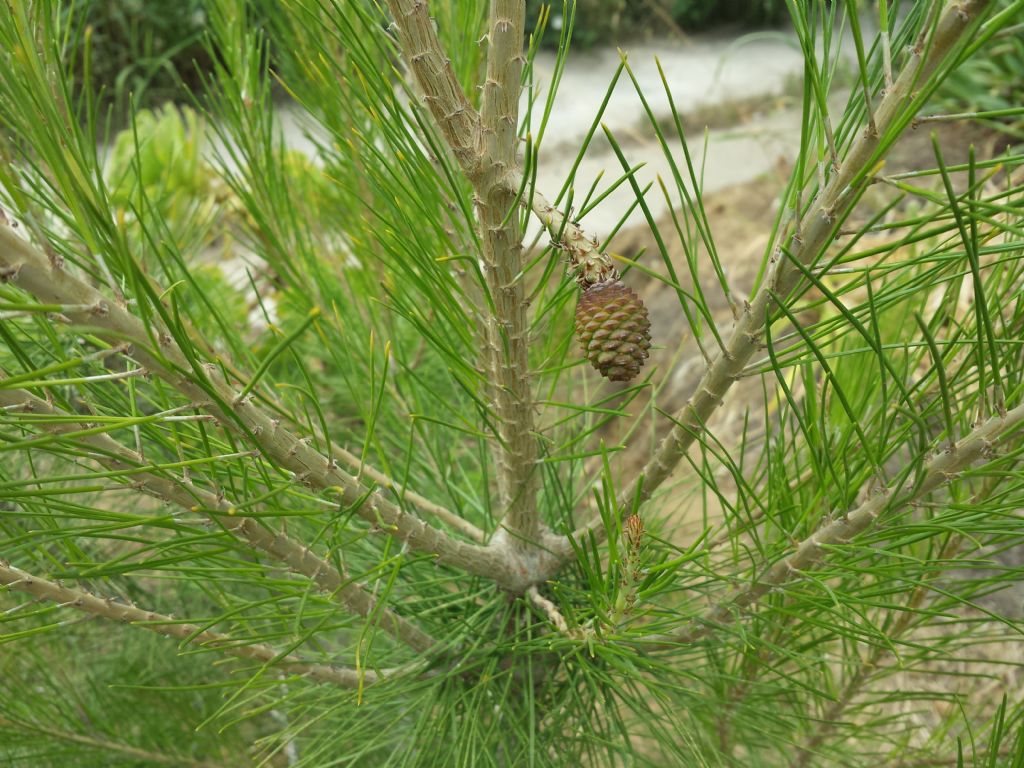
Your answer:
574;279;652;382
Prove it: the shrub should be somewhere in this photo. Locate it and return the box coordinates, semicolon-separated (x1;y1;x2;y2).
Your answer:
63;0;212;122
527;0;787;47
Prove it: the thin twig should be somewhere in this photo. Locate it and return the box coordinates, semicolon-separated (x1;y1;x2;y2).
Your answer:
526;585;593;643
913;107;1024;125
525;585;571;636
0;562;384;688
640;0;690;41
332;443;485;543
0;384;436;653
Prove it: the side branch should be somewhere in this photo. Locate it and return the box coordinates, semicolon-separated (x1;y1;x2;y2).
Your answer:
221;371;484;541
793;536;962;767
641;398;1024;648
521;185;621;287
0;225;526;589
0;562;383;688
557;0;992;558
0;385;436;652
385;0;482;177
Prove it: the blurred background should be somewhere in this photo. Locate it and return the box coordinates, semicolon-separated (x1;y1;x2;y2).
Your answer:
67;0;789;123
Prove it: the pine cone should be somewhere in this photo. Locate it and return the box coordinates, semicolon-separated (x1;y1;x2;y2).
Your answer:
575;280;652;382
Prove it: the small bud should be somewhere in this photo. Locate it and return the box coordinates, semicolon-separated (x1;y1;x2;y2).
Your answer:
624;514;643;552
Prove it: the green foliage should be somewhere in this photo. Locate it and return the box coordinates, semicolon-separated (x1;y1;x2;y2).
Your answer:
526;0;787;47
667;0;787;27
0;1;1023;767
63;0;212;122
105;104;221;224
938;0;1024;133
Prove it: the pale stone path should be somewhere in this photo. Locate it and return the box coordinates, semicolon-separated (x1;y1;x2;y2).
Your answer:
524;32;806;233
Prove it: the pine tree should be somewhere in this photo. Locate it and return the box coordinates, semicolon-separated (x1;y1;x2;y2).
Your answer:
1;1;1023;765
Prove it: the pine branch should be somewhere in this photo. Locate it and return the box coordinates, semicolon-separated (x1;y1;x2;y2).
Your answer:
792;472;1004;767
520;185;621;288
0;714;233;768
0;562;385;688
714;534;947;760
385;0;541;547
384;0;482;180
204;353;485;542
201;365;484;543
0;225;535;589
476;0;538;546
556;0;993;559
640;397;1024;648
0;384;436;652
